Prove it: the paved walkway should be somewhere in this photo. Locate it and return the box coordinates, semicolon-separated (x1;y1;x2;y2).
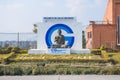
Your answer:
0;75;120;80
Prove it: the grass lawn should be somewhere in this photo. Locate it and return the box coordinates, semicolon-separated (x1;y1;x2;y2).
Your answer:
0;51;120;75
0;54;11;60
0;52;120;67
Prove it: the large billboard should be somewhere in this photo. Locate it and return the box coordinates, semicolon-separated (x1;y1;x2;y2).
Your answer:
28;17;90;54
37;17;82;50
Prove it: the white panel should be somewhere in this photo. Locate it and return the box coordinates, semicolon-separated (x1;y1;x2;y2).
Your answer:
37;17;82;50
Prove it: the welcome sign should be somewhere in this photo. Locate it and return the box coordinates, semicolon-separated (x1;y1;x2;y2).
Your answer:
37;17;82;50
28;17;90;54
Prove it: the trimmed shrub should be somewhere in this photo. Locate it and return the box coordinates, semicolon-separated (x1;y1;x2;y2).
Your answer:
82;69;92;74
56;68;67;75
112;68;120;75
70;68;82;75
13;67;23;75
32;67;41;75
11;47;21;53
0;66;120;75
0;66;4;75
20;50;28;53
0;47;13;54
100;45;106;50
23;67;32;75
91;49;101;55
101;50;109;61
0;49;9;54
1;58;9;64
111;54;120;64
0;48;3;54
45;68;56;75
7;47;13;53
66;69;71;74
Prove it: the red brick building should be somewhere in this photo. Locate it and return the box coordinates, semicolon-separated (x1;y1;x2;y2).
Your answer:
86;0;120;49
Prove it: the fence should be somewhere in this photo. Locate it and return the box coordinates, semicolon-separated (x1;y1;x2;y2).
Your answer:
89;21;112;25
0;33;37;49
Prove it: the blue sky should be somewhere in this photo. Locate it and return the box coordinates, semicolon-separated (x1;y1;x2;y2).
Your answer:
0;0;108;33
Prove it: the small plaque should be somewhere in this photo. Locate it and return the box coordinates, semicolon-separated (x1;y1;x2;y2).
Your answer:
48;48;70;54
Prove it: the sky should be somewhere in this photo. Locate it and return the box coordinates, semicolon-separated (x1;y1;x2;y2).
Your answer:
0;0;108;33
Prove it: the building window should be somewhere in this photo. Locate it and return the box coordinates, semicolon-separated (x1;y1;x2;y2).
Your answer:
87;31;92;38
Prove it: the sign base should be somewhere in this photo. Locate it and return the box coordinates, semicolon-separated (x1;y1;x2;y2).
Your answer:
28;49;90;54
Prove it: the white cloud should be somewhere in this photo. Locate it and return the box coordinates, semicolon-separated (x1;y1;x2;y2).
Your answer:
0;2;24;10
66;0;108;15
44;1;55;8
6;3;24;9
94;0;107;7
0;0;108;32
65;0;108;23
66;0;94;15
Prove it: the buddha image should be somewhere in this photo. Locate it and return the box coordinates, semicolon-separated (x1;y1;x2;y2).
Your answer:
52;29;68;48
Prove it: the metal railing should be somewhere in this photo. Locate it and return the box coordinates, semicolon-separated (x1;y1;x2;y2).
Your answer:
89;21;112;25
0;33;37;49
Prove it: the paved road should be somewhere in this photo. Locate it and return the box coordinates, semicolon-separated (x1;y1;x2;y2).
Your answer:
0;75;120;80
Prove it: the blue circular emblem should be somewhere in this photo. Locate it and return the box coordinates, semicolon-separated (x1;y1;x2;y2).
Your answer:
45;24;74;48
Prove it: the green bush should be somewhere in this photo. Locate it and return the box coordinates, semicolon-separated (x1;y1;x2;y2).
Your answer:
56;68;67;75
112;68;120;75
0;47;14;54
91;49;101;55
70;68;82;75
0;66;120;75
81;68;99;74
45;68;56;75
100;45;106;50
0;66;4;75
11;47;21;53
13;67;23;75
0;47;27;54
0;48;10;54
0;48;3;54
1;58;9;64
82;69;91;74
20;50;28;53
1;52;15;64
7;47;13;53
111;54;120;64
101;50;109;62
99;68;111;75
32;67;41;75
23;67;32;75
66;69;71;74
3;49;8;54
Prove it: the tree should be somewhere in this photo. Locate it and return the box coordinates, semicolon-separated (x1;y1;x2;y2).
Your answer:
33;24;37;33
82;31;86;48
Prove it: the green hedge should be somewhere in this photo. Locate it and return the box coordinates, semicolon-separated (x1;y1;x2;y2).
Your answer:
1;52;15;64
111;54;120;64
0;48;11;54
0;66;120;75
11;47;21;53
20;50;28;53
0;47;22;54
91;49;101;55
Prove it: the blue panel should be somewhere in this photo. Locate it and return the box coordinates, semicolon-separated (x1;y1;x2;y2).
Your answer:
48;48;70;54
45;24;74;48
